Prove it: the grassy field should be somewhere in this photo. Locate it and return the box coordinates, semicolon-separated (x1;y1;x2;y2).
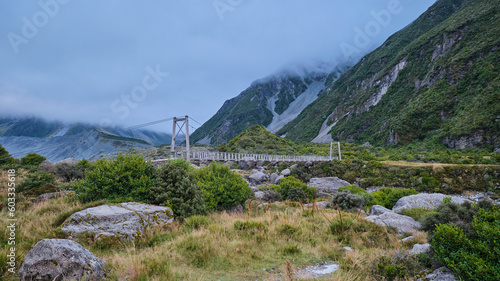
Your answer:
0;193;429;280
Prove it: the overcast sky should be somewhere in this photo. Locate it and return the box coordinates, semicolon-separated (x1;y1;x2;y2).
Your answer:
0;0;436;132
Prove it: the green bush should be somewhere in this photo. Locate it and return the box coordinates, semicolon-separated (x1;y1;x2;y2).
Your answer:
0;144;15;165
55;163;85;182
372;251;423;281
75;154;155;203
432;208;500;281
20;153;46;166
196;162;251;212
274;176;316;201
371;187;419;209
420;200;494;237
338;185;376;206
22;183;58;197
151;159;206;220
331;191;365;211
18;171;55;193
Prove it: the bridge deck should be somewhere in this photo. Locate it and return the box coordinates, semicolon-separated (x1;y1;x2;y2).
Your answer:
151;151;336;163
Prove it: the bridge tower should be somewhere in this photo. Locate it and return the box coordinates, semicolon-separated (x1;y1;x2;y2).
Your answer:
170;115;190;160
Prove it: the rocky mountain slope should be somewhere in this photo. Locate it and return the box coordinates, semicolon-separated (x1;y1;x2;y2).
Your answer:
278;0;500;149
0;117;172;161
190;64;349;145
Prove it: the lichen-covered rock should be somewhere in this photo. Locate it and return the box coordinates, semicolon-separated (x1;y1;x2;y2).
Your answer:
248;171;268;185
238;157;257;170
369;205;392;216
61;202;173;241
36;191;75;203
307;177;350;193
416;267;457;281
392;193;470;213
281;168;291;176
364;212;421;235
19;239;106;281
410;243;431;255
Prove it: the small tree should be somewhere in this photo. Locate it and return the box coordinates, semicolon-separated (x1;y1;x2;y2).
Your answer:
55;163;85;182
196;162;251;211
75;154;155;203
20;153;46;166
150;159;206;219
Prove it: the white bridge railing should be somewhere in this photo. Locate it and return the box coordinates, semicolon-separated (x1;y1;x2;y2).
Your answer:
151;151;335;163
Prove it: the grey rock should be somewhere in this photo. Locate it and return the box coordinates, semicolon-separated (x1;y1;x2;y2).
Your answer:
401;236;414;243
238;157;257;170
392;193;470;213
369;205;392;216
307;177;350;193
248;171;268;185
410;243;431;255
343;246;353;251
281;168;291;176
270;173;279;184
19;239;106;281
36;191;75;203
417;267;457;281
254;191;265;200
256;160;264;169
290;164;298;170
304;201;330;209
190;164;200;169
229;205;244;213
62;202;173;241
365;212;421;235
361;142;373;148
305;161;313;168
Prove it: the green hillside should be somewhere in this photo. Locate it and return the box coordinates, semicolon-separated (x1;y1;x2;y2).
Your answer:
278;0;500;149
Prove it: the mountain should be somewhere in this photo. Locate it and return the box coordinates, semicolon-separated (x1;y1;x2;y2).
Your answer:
190;63;349;145
278;0;500;149
0;117;173;161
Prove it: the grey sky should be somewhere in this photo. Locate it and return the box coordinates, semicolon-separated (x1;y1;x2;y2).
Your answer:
0;0;436;132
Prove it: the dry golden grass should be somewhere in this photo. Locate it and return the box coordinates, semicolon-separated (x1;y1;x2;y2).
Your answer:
0;189;428;280
380;160;500;169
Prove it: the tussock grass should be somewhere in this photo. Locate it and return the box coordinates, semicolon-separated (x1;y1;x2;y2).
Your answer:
0;192;428;280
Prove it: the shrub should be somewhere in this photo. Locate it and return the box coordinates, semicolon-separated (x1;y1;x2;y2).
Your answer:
55;163;84;182
18;171;55;193
400;208;437;221
432;208;500;281
151;159;206;220
274;176;317;201
372;251;424;281
20;153;46;166
331;191;365;211
75;154;155;203
265;190;282;202
0;144;15;165
420;200;494;237
196;162;251;212
371;187;419;209
338;185;376;206
22;183;58;197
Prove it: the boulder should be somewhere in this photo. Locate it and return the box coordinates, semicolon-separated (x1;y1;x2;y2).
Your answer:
61;202;173;241
361;142;373;148
238;157;257;170
392;193;470;213
281;168;291;176
401;236;414;243
270;173;283;185
307;177;350;193
304;201;330;209
255;190;282;202
364;212;421;235
19;239;106;281
254;191;265;200
248;171;268;185
410;243;432;255
417;267;457;281
290;164;298;170
343;246;353;251
229;205;244;213
36;191;75;203
369;205;392;216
